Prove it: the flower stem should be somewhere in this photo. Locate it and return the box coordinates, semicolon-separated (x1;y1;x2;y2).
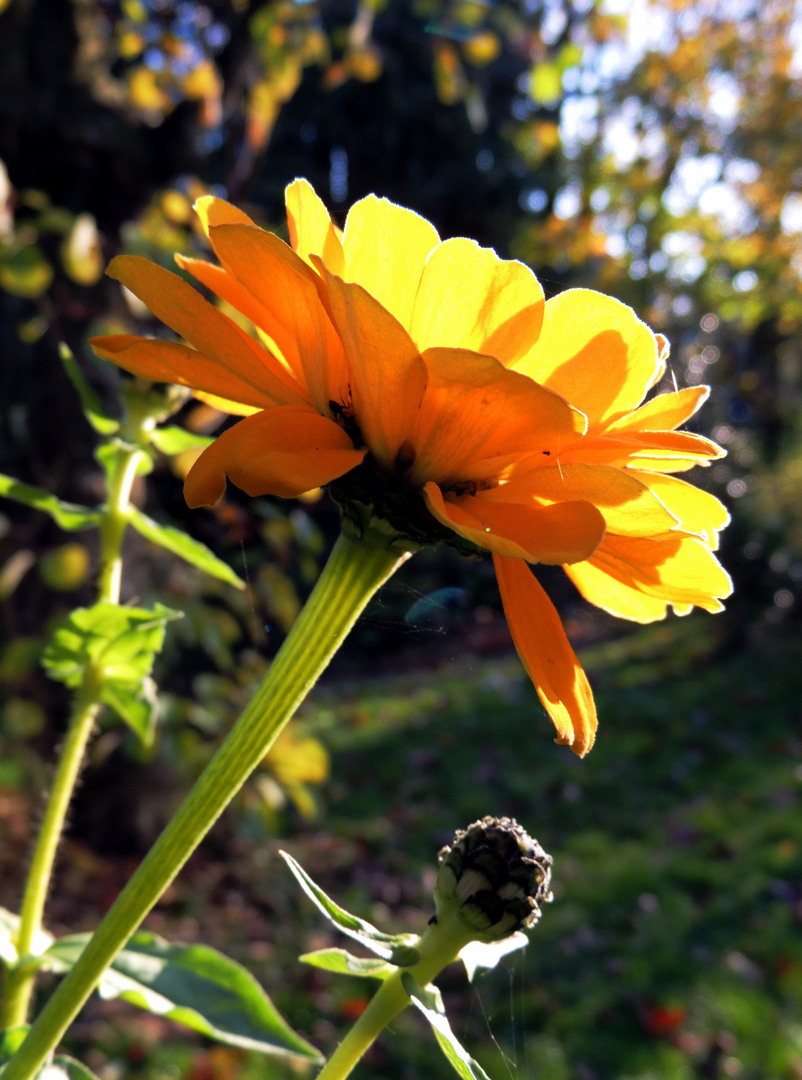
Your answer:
4;530;409;1080
317;915;472;1080
0;444;143;1030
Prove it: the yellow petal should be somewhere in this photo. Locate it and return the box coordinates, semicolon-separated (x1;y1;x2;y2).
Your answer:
559;429;725;470
564;560;670;624
494;554;597;757
610;385;710;433
285;179;345;275
184;407;366;506
90;334;280;411
340;194;439;329
627;470;730;549
580;533;733;611
193;390;259;416
409;238;544;364
105;256;308;406
489;462;679;537
423;482;606;564
204;224;350;415
194;195;255;236
314;263;427;469
513;289;662;426
408;347;586;487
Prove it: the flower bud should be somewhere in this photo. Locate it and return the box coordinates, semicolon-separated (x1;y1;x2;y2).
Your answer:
433;816;552;943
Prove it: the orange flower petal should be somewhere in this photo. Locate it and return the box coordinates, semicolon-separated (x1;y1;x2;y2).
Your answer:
559;429;725;470
340;195;439;329
194;195;256;235
408;347;586;487
409;238;544;363
513;289;662;427
423;482;606;564
90;334;280;411
204;224;350;415
105;256;308;407
488;462;678;537
285;179;345;275
578;533;733;611
627;470;730;549
314;263;428;469
564;561;671;624
184;407;366;506
610;385;710;433
494;554;596;757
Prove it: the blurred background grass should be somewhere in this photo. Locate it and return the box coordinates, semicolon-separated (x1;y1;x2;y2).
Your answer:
1;0;802;1077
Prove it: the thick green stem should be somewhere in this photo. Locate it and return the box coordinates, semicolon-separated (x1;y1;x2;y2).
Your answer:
4;529;409;1080
317;915;473;1080
0;444;143;1029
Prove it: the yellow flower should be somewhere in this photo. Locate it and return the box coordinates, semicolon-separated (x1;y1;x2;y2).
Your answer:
91;181;732;757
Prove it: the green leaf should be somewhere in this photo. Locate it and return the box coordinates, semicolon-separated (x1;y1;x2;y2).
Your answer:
280;851;420;966
402;974;492;1080
94;439;153;480
0;908;54;967
49;1056;102;1080
58;344;119;436
0;475;101;533
100;678;158;746
0;243;53;299
149;426;213;455
299;948;394;979
42;602;181;690
459;933;528;983
128;507;244;589
0;1027;29;1064
43;932;321;1062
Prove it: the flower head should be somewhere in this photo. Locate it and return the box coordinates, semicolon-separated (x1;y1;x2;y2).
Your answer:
91;181;732;757
433;816;552;943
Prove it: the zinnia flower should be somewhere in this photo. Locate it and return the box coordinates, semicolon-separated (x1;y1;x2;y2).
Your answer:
90;181;732;757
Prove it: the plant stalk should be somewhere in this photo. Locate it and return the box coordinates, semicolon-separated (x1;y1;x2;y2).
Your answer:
0;444;143;1029
4;529;409;1080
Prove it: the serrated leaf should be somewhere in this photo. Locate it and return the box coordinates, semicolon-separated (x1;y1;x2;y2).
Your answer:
402;974;492;1080
58;344;119;436
299;948;394;979
459;933;528;983
43;932;321;1062
280;851;420;966
100;677;158;746
42;602;181;690
128;507;244;589
149;426;213;455
47;1057;101;1080
0;475;101;533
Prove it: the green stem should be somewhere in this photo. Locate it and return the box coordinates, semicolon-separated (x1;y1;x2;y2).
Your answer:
4;529;409;1080
0;444;144;1029
317;915;472;1080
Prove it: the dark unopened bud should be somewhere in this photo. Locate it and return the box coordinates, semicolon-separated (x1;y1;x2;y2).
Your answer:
434;816;552;943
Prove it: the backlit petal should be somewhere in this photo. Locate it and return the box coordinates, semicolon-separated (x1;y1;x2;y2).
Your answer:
489;462;678;537
408;348;585;487
193;391;259;416
627;470;730;549
610;385;710;433
285;179;345;275
423;482;606;564
512;289;662;426
564;560;670;623
194;195;255;235
315;263;427;469
410;238;544;363
105;256;308;406
340;195;439;329
184;407;365;506
559;429;725;470
494;554;596;757
205;224;350;415
90;335;279;410
579;533;733;611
